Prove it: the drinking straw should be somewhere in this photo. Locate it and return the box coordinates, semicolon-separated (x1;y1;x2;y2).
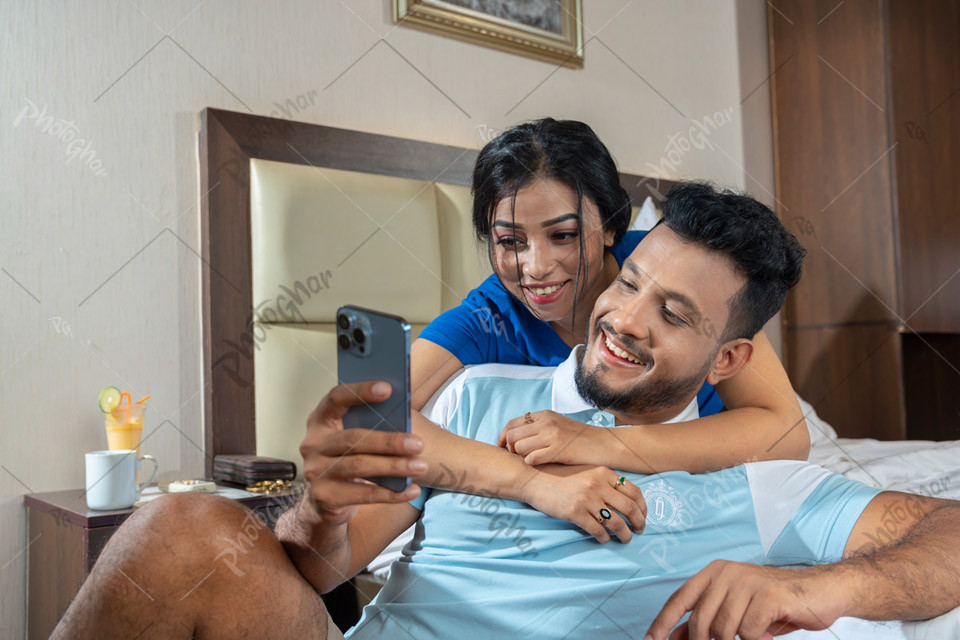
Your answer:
119;392;131;423
136;395;151;404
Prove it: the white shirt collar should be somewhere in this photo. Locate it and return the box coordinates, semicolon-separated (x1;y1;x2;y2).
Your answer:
551;345;700;425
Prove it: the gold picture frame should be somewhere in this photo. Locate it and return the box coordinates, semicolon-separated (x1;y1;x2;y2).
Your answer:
394;0;584;68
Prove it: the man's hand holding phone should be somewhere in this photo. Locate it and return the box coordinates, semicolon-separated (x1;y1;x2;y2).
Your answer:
299;380;426;527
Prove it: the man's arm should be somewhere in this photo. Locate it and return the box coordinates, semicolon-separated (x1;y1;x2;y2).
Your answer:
277;497;418;594
274;381;423;594
835;491;960;620
645;492;960;640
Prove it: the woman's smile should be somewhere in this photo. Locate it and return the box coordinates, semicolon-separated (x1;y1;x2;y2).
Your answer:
522;280;569;305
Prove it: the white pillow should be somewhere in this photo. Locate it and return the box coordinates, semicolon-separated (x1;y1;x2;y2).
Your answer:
797;393;840;448
630;196;659;231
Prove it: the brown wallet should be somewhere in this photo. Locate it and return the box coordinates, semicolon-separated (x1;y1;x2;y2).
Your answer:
212;454;296;485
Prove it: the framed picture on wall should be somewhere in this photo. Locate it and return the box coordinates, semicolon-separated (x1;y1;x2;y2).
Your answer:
393;0;584;68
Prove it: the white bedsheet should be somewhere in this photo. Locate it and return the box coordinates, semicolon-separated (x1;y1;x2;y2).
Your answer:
810;436;960;499
792;431;960;639
801;393;959;501
801;397;960;639
788;618;906;639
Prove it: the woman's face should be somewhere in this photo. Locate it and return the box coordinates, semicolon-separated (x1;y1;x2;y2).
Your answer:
490;178;615;322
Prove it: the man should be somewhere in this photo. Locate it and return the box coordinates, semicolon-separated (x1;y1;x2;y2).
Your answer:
54;183;960;640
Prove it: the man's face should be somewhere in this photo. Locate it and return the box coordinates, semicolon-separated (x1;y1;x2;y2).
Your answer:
575;225;747;417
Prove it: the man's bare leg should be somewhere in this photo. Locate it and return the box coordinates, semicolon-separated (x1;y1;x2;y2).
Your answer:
52;492;338;640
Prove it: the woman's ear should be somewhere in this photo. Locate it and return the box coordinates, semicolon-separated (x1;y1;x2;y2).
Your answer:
706;339;754;386
604;227;616;248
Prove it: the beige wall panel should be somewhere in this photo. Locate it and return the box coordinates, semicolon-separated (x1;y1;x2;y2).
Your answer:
434;182;491;310
251;159;442;324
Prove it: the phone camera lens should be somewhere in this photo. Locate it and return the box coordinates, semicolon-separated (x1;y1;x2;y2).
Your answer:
337;314;350;330
352;328;366;344
337;334;351;350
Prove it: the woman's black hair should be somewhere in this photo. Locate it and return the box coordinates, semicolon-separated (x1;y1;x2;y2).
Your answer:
471;118;632;323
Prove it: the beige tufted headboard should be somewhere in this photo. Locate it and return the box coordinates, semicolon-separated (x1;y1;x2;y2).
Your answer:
199;108;676;475
249;160;491;466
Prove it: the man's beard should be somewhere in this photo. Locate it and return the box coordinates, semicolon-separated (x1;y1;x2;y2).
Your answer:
574;342;715;416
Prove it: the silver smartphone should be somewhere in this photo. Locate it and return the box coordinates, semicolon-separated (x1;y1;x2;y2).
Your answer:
336;305;412;492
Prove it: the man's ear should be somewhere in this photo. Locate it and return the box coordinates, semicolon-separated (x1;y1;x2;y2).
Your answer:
706;339;753;386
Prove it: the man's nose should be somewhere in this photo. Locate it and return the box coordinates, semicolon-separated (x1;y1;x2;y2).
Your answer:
608;301;651;343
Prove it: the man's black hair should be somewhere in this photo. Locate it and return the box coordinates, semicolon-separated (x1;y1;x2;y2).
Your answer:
659;181;806;341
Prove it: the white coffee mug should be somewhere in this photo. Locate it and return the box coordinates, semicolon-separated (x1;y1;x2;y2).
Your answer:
84;450;158;510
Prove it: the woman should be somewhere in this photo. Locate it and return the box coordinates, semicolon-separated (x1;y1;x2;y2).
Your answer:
405;118;807;541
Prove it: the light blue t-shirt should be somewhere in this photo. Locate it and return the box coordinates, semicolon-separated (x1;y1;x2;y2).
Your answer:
345;350;880;639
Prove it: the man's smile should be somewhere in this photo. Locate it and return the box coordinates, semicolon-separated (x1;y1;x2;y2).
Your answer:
598;328;648;368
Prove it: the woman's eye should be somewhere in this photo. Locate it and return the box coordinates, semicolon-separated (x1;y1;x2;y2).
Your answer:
496;237;518;247
553;231;578;241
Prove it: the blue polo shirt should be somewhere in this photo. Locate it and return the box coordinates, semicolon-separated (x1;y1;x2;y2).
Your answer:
344;350;882;639
418;230;724;416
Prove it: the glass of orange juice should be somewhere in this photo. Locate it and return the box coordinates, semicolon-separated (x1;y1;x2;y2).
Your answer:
105;404;146;456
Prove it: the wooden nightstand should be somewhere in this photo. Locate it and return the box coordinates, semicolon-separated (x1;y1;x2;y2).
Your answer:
23;485;300;640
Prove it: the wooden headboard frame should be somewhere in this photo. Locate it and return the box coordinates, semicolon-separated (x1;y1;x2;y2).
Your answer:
198;107;677;475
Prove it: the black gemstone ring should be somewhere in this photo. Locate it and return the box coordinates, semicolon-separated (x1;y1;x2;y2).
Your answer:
599;508;612;521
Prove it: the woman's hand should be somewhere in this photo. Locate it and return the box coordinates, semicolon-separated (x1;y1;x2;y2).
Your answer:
522;464;646;544
499;410;608;466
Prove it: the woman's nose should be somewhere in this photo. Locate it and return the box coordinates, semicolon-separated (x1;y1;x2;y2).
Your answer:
522;245;554;280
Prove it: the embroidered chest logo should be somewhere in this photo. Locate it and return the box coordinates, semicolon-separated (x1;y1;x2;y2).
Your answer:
645;479;683;527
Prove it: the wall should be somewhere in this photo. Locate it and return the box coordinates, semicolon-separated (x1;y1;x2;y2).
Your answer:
736;0;782;354
0;1;774;635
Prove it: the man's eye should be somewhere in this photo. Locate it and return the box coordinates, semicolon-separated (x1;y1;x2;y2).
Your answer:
617;277;637;291
662;307;685;325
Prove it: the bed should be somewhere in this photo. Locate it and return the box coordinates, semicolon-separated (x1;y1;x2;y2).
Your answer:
798;397;960;639
197;108;960;639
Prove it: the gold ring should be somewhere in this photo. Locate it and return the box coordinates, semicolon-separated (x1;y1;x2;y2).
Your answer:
524;412;533;424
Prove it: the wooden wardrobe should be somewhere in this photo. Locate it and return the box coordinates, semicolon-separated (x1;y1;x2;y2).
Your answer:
768;0;960;439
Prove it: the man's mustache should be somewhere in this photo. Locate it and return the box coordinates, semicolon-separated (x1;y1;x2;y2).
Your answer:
595;320;654;368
